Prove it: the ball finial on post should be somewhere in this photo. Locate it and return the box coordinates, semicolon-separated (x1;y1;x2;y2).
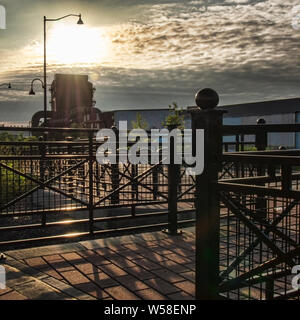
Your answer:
257;118;266;124
195;88;219;110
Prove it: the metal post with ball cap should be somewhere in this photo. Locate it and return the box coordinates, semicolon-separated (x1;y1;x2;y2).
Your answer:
189;88;226;300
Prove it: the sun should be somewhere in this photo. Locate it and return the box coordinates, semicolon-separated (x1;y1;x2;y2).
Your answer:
47;24;109;65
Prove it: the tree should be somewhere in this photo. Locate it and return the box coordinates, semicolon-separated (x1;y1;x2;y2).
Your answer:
131;112;148;130
162;102;185;129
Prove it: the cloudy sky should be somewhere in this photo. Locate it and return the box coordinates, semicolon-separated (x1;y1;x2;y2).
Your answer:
0;0;299;122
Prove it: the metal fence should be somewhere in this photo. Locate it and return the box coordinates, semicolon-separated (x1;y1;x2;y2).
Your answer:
1;108;300;300
0;126;195;247
191;106;300;300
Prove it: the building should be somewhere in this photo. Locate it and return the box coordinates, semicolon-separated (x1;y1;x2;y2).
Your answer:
102;97;300;148
220;97;300;148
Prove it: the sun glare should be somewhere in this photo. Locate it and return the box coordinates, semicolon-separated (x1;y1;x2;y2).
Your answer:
47;24;109;65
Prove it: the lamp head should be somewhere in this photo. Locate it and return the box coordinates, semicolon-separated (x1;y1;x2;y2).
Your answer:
29;88;35;95
77;14;84;25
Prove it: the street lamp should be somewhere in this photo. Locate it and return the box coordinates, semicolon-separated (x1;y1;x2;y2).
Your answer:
43;13;84;127
29;78;44;96
0;83;11;89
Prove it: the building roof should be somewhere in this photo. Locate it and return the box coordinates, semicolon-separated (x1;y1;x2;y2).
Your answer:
101;97;300;119
219;98;300;117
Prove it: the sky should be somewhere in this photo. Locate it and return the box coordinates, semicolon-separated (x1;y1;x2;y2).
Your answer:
0;0;299;123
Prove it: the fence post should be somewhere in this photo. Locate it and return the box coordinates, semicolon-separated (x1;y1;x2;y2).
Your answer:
111;126;120;204
88;131;94;234
39;136;47;226
66;136;74;194
166;124;181;235
190;88;225;300
255;118;267;215
255;118;267;151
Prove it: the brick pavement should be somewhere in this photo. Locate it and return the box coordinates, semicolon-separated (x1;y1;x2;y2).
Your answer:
0;227;195;300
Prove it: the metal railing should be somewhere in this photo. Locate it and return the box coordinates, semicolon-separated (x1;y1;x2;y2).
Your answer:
0;126;195;247
190;106;300;300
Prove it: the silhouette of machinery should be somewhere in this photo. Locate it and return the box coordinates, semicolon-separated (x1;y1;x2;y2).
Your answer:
31;74;112;128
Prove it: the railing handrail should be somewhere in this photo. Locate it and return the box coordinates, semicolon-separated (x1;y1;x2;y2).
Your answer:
222;123;300;135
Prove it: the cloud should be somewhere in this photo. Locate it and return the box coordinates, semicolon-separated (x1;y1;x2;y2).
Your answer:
0;0;299;115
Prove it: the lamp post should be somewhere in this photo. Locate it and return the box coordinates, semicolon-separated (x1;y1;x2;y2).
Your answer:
0;83;11;89
43;14;84;127
0;82;11;261
29;78;45;96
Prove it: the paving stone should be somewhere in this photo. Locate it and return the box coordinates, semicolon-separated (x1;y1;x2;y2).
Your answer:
0;290;27;300
118;250;143;260
44;257;75;273
99;263;128;277
61;270;90;285
13;280;68;300
159;260;191;273
124;266;155;280
169;247;194;258
61;252;84;264
42;268;64;281
165;253;192;264
168;291;195;300
78;250;111;265
42;254;61;262
94;247;118;258
174;281;195;296
5;243;85;260
42;276;95;300
139;251;167;263
145;278;180;295
186;263;195;271
87;271;119;288
151;268;185;283
135;288;167;300
5;259;48;281
107;257;136;269
123;243;148;253
0;287;13;296
116;275;149;291
5;266;34;287
74;262;100;275
23;257;63;280
181;271;195;282
75;282;109;299
131;258;161;271
105;285;139;300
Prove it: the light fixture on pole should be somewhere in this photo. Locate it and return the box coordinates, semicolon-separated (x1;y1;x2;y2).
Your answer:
0;83;12;89
43;13;84;127
28;78;44;96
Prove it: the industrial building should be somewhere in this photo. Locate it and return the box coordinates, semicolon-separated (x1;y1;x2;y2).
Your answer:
31;74;104;128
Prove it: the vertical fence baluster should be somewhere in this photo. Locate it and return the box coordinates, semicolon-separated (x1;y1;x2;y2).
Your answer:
111;126;120;204
88;131;94;234
166;124;180;235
